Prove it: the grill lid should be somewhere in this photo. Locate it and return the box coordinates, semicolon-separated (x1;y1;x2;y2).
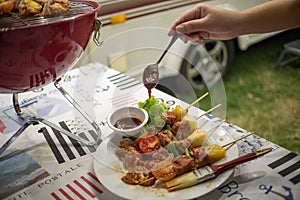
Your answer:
0;1;96;29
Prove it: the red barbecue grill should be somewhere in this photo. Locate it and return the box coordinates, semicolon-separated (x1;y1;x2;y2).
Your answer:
0;0;103;154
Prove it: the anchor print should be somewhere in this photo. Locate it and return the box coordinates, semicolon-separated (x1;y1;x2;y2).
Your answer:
259;184;294;200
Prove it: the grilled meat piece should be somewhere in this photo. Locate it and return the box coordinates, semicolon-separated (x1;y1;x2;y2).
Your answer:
115;139;141;161
157;129;173;146
0;0;15;15
121;172;155;186
161;111;177;126
115;139;144;171
171;139;191;155
151;155;195;182
151;160;177;182
42;0;70;16
151;147;172;161
1;0;70;17
172;120;193;140
173;155;195;176
191;147;209;167
123;152;143;171
139;176;156;187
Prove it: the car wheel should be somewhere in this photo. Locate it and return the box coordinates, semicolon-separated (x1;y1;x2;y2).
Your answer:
180;40;235;90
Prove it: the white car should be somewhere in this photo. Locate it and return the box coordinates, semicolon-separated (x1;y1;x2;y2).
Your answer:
81;0;281;89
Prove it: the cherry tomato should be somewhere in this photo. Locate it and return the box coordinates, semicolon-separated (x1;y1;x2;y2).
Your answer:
135;135;160;153
134;132;149;146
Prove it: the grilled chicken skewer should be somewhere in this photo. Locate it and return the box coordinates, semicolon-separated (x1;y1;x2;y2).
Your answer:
165;148;272;192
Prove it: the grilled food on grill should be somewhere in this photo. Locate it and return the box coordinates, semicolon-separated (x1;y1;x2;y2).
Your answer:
0;0;15;15
0;0;71;16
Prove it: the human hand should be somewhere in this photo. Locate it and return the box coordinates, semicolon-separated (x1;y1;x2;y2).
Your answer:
169;4;242;43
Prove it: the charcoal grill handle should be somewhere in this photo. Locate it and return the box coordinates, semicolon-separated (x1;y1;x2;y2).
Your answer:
93;19;103;46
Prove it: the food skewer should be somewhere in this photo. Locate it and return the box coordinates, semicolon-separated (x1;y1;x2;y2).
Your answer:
162;131;255;191
189;120;252;151
222;132;253;148
207;119;226;134
184;92;209;112
163;121;252;188
165;148;272;192
119;96;246;191
172;92;210;122
154;130;254;190
195;104;221;120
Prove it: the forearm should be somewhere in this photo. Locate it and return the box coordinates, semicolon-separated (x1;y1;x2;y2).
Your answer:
237;0;300;35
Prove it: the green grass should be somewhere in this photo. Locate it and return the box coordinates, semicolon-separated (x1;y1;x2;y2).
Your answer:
198;29;300;154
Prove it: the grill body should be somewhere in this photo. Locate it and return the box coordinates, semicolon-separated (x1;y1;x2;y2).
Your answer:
0;1;100;93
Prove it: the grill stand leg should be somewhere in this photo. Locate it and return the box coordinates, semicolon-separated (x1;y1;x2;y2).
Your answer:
0;93;38;155
53;78;102;139
0;85;103;155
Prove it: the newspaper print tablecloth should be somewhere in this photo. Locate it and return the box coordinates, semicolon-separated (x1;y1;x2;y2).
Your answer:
0;62;299;200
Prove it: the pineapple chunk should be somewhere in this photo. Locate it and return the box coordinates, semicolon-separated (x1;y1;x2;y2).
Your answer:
207;144;226;164
182;114;198;131
187;129;208;148
172;105;187;121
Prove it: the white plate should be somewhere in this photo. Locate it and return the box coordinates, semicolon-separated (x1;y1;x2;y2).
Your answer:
93;121;238;200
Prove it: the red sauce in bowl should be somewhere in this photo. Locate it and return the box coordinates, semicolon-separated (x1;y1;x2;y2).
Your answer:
114;117;143;130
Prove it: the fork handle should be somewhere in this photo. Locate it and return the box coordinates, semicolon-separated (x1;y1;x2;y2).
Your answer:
156;32;180;64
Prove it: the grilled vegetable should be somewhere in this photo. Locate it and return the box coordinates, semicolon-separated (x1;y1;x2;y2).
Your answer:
149;104;166;127
138;96;169;114
135;135;161;153
138;96;169;127
187;129;208;148
181;114;198;131
184;148;192;158
171;105;187;121
19;0;42;16
165;142;180;157
206;144;226;164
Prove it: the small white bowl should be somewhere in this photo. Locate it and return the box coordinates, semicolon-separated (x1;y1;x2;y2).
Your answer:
107;107;148;136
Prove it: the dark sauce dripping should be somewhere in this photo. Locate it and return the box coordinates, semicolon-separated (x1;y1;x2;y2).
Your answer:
144;82;156;98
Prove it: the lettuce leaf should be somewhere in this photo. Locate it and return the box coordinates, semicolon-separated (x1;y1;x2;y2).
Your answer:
138;96;169;127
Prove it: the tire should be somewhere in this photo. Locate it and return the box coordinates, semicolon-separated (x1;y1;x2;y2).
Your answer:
180;40;235;90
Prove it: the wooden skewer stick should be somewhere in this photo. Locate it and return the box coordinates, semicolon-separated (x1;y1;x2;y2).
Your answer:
196;104;221;120
222;132;253;148
184;92;209;112
207;119;226;133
